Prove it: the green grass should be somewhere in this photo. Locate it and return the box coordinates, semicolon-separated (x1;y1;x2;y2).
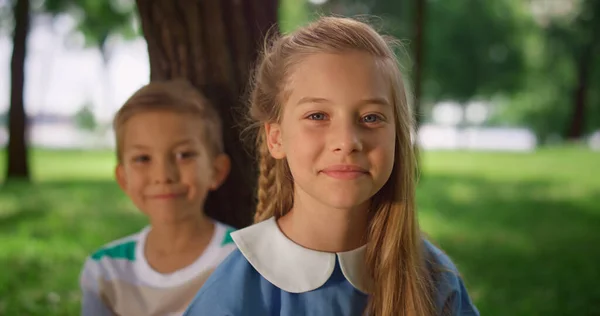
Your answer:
1;147;599;315
0;150;145;315
418;148;600;315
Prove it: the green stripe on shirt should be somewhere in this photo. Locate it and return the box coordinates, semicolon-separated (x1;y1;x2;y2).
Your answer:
221;228;235;246
91;240;136;261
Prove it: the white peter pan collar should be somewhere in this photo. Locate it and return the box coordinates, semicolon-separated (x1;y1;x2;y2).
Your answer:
230;217;369;294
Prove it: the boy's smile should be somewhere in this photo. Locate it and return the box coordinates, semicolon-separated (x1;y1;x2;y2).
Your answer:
146;192;187;200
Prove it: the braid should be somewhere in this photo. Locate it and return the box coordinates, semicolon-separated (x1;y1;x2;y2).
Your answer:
254;134;278;222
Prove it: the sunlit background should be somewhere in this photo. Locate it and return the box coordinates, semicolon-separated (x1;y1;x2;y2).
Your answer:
1;0;599;315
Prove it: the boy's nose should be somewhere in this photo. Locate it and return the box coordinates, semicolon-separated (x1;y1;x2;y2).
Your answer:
153;160;178;184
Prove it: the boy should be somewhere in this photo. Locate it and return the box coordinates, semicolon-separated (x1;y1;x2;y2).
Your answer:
79;79;236;316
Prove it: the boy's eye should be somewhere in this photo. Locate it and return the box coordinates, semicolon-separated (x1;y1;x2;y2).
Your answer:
362;114;383;123
133;155;150;163
307;113;327;121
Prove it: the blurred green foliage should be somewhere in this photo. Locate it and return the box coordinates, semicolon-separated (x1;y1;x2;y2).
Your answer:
41;0;139;57
285;0;600;142
2;0;598;141
73;103;97;132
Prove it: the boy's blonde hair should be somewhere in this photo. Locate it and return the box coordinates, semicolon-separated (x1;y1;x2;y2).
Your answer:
113;79;224;162
247;16;435;316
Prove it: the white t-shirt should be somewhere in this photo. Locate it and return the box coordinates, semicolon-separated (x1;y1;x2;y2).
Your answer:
79;221;236;316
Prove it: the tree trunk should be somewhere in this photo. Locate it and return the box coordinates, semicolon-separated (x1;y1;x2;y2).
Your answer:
413;0;426;167
135;0;278;229
566;2;599;140
6;0;31;181
566;49;591;140
413;0;425;129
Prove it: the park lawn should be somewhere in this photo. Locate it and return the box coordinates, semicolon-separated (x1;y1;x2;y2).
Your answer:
0;147;599;315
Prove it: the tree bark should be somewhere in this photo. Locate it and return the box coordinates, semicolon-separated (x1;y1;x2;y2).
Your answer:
135;0;278;229
413;0;426;167
566;1;599;140
566;0;600;140
413;0;426;130
6;0;31;181
566;46;591;140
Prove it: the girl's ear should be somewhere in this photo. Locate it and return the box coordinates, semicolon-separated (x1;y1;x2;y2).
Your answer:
265;123;286;159
209;154;231;191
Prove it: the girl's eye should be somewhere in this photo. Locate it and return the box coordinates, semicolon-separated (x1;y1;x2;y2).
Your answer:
177;151;197;160
307;113;327;121
362;114;383;123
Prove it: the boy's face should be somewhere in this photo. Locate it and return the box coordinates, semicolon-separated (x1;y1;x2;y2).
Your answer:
115;110;230;225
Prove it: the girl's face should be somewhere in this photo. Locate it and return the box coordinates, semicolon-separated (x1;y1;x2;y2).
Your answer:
265;51;396;212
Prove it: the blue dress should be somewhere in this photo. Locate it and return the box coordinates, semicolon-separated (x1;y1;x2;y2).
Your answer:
183;217;479;315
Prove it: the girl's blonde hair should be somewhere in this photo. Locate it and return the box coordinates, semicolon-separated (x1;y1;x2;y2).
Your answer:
247;16;435;316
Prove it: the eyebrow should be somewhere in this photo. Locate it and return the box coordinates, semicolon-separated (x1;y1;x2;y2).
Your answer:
172;139;194;147
129;144;149;150
128;139;194;150
296;97;331;106
296;96;390;107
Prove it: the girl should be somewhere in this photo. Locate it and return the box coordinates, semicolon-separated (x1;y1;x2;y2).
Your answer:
183;16;479;316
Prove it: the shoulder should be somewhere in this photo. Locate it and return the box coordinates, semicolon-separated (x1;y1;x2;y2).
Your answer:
183;249;271;316
214;221;236;248
423;239;459;273
198;249;259;291
423;239;480;316
423;239;461;294
80;229;146;286
212;221;238;259
88;229;144;262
